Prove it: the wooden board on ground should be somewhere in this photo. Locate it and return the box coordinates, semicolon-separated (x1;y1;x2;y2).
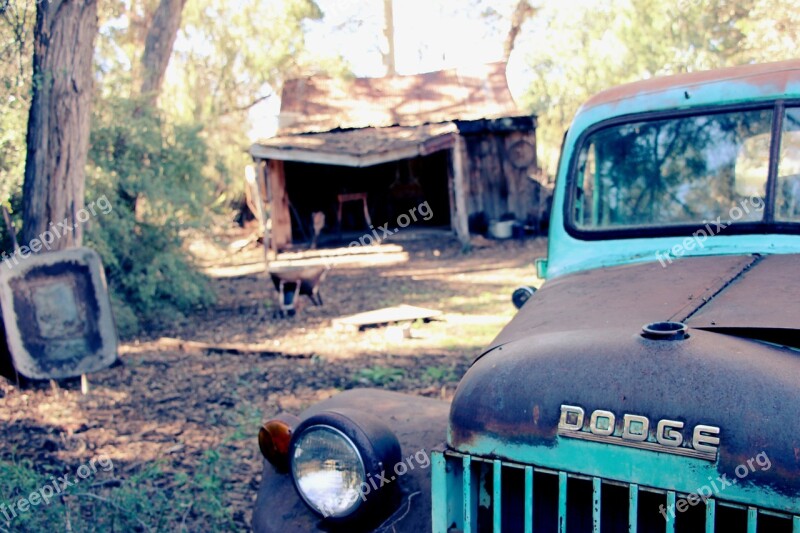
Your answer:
332;305;442;331
155;337;310;358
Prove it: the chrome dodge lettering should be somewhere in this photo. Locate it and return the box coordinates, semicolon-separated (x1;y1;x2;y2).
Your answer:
557;405;720;461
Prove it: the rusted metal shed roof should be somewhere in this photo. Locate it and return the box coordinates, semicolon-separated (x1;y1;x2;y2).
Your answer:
250;122;459;167
276;62;518;135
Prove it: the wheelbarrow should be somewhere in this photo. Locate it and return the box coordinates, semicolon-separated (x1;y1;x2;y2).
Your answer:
268;264;330;317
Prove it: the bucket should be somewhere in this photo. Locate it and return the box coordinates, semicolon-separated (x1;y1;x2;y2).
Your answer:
488;219;514;239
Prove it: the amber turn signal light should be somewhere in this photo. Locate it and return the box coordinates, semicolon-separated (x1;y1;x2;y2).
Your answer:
258;414;300;471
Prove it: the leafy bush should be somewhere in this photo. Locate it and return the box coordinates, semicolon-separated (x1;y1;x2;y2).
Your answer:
85;97;216;337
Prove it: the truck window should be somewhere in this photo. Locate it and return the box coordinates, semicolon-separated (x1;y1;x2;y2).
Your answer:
574;109;773;230
778;107;800;221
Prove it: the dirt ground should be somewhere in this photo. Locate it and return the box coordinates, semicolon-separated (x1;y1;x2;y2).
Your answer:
0;228;546;531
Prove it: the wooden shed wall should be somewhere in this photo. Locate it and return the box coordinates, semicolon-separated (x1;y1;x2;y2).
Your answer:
464;131;540;227
461;130;541;226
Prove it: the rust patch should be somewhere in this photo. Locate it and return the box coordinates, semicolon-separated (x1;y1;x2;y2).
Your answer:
483;254;756;355
582;60;800;111
687;254;800;330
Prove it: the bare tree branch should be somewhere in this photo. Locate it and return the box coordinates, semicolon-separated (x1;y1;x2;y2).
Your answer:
219;92;275;116
503;0;537;61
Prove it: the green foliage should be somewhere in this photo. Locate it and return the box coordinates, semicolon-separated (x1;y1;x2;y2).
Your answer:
355;365;406;386
0;0;35;204
0;192;22;256
159;0;348;198
0;452;235;532
225;403;264;443
91;0;351;208
422;365;459;383
516;0;800;175
85;96;215;337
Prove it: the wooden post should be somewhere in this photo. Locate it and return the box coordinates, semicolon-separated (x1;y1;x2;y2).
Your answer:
247;163;271;266
266;159;292;251
449;136;470;246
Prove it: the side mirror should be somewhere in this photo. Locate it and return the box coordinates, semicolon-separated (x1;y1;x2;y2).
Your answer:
512;286;537;309
535;258;548;279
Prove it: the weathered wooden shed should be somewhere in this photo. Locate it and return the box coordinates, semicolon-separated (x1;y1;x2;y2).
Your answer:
249;62;543;249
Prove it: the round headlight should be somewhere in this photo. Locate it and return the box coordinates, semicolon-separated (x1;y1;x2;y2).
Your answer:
289;409;402;525
291;425;366;518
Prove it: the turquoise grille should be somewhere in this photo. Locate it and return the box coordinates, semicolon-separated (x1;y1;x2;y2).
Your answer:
432;450;800;533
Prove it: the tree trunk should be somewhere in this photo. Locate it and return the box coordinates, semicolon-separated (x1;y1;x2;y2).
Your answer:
140;0;187;103
21;0;98;250
503;0;537;62
383;0;396;76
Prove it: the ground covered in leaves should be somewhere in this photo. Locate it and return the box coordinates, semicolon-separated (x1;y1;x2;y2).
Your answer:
0;228;545;531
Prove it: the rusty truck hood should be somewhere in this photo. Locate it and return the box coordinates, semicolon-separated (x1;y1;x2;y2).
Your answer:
449;254;800;498
487;254;800;350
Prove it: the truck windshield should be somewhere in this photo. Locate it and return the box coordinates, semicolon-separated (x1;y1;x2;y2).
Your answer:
573;107;800;230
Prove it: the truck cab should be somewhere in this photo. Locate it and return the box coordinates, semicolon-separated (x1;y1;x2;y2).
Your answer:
254;60;800;533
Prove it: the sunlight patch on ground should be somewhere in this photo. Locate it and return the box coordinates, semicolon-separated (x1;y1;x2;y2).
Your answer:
200;242;411;277
384;261;524;279
266;310;514;361
202;261;266;278
268;251;409;270
278;243;406;259
32;400;88;431
408;265;540;286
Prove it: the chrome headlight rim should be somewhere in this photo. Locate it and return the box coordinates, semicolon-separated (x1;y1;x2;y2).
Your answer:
290;423;367;519
289;408;403;524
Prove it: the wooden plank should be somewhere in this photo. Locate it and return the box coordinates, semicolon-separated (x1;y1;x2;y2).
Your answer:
421;132;457;155
462;135;485;220
487;133;506;220
502;131;539;223
155;337;310;357
251;145;363;166
266;159;292;250
332;305;442;330
447;148;458;239
250;144;423;168
450;136;471;245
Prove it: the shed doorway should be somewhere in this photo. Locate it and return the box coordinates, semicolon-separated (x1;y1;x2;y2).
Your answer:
284;150;451;246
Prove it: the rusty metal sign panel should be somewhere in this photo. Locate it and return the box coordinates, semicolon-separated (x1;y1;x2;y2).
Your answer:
0;247;118;379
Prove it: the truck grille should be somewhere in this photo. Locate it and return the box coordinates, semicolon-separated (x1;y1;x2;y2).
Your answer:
432;451;799;533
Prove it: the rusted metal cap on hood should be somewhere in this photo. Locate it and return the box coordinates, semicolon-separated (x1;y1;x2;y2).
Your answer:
642;321;688;341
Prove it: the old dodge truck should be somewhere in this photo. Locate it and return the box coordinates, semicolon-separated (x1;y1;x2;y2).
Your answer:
253;60;800;532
